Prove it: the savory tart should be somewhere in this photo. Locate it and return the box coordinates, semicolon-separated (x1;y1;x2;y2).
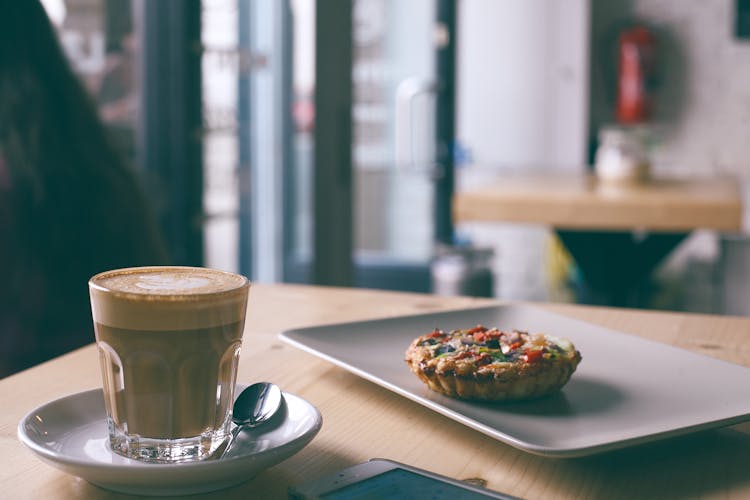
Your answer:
404;325;581;401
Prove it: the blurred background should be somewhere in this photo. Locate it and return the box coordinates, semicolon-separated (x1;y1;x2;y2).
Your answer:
38;0;750;315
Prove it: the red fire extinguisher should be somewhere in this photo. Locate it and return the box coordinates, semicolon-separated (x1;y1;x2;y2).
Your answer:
616;25;656;124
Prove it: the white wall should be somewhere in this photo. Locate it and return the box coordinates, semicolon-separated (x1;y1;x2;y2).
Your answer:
629;0;750;177
457;0;590;170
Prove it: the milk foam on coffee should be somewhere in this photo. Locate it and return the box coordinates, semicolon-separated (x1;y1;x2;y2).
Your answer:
100;269;242;294
90;267;248;331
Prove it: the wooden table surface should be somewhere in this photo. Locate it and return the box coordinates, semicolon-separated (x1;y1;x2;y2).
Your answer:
2;284;750;499
453;173;742;232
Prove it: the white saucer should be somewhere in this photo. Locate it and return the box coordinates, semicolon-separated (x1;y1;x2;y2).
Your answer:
17;386;322;496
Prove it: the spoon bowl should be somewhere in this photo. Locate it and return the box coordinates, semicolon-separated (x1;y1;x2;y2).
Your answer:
217;382;283;459
233;382;283;426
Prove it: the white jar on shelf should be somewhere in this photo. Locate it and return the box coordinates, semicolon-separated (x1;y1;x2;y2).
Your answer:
594;125;651;185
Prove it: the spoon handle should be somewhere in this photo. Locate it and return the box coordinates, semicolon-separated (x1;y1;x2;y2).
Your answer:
217;424;244;459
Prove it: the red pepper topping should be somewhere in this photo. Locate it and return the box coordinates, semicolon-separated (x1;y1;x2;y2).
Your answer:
524;349;544;363
509;342;522;351
466;325;487;335
473;331;487;343
485;329;502;339
426;329;443;339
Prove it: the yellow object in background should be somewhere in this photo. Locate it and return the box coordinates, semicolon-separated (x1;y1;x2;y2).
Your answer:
546;233;576;302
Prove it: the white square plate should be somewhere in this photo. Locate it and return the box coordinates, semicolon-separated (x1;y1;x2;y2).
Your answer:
279;304;750;457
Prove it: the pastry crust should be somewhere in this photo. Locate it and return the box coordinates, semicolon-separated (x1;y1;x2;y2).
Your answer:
404;326;581;401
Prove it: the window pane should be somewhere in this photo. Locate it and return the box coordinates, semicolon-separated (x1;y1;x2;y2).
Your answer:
46;0;137;163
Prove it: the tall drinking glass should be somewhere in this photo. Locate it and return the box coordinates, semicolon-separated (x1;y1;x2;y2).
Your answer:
89;266;250;463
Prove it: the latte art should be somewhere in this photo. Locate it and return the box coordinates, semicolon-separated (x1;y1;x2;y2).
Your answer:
135;274;212;291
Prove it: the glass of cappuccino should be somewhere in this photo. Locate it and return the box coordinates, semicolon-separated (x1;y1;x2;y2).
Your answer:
89;266;250;463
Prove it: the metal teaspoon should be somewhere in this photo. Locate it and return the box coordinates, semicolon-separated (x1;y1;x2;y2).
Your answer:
218;381;283;459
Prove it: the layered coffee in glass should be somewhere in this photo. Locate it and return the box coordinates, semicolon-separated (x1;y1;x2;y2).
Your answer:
89;266;250;463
